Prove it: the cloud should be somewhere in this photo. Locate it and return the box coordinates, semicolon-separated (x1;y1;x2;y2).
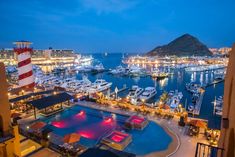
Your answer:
80;0;141;14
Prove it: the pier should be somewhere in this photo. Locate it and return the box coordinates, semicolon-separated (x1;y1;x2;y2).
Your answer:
203;79;224;88
110;84;128;96
188;89;205;116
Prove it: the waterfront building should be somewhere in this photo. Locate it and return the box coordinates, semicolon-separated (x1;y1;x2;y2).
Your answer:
0;62;21;157
219;44;235;157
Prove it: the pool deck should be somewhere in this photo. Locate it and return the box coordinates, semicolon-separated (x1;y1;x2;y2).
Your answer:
18;101;209;157
76;101;208;157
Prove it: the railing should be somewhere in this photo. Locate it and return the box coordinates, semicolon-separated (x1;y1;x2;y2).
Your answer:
195;142;224;157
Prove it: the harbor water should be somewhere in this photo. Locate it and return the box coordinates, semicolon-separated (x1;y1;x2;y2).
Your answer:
75;53;223;129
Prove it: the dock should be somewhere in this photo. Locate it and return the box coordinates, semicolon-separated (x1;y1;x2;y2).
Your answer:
110;84;128;96
203;79;224;88
188;90;205;116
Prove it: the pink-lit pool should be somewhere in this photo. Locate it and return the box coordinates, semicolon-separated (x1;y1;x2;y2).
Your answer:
41;105;172;155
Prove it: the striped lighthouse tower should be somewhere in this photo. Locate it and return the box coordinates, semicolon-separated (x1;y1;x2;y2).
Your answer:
13;41;35;89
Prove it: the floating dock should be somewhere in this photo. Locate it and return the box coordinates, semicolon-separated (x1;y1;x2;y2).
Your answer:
188;90;205;116
203;79;224;88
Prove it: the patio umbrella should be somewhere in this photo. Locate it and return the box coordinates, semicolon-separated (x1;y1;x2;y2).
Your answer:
63;133;81;143
190;120;207;128
31;121;47;130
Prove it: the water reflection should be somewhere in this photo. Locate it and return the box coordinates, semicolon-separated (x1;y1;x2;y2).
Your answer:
133;76;140;83
191;72;196;82
205;73;209;84
200;72;204;85
159;78;168;89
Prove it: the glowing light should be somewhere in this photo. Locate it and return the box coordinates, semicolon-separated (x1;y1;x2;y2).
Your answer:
78;131;94;139
129;116;145;124
76;110;85;116
51;121;67;128
111;134;125;143
104;117;113;124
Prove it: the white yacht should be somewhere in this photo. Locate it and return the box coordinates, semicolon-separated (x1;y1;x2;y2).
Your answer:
110;66;126;75
127;85;144;99
88;79;112;93
170;95;181;108
139;87;156;102
91;63;105;73
128;66;143;76
169;90;183;109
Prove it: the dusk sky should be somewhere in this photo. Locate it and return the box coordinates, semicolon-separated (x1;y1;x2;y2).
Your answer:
0;0;234;53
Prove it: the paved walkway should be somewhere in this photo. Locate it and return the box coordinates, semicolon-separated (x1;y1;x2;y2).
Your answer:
18;100;209;157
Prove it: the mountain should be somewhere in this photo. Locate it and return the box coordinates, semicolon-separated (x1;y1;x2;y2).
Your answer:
146;34;212;56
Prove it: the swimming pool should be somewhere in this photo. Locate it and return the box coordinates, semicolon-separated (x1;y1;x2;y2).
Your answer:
40;105;172;156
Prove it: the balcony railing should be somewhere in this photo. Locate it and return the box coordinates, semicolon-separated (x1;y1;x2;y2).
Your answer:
195;142;224;157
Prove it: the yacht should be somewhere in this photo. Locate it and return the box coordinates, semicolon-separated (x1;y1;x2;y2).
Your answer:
139;87;156;102
170;95;181;109
186;82;201;93
152;72;169;80
91;63;105;73
78;65;94;72
167;90;183;109
212;96;223;116
88;79;112;93
110;66;126;75
128;66;143;76
127;85;144;99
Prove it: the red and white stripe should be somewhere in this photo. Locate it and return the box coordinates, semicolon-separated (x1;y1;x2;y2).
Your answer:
14;48;35;89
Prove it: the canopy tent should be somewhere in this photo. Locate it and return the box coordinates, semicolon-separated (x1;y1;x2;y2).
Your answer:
27;92;73;110
26;92;73;119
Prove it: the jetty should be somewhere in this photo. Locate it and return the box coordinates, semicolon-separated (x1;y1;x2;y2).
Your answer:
188;89;205;116
203;79;224;88
110;84;128;96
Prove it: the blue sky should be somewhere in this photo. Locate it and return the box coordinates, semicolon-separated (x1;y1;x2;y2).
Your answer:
0;0;234;53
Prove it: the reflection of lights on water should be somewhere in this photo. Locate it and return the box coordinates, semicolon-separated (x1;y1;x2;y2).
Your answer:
111;113;116;120
133;77;140;83
191;72;196;82
205;73;208;83
159;78;168;88
200;72;203;84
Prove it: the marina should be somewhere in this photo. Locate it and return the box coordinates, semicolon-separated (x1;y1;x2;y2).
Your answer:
1;1;235;156
1;47;230;157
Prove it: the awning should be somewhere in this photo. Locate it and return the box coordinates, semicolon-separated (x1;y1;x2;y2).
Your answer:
9;90;56;103
27;92;73;110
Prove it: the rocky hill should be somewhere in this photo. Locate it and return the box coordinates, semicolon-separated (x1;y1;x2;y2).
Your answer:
146;34;212;56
